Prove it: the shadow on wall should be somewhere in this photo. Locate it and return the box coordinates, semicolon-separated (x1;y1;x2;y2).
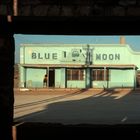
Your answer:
14;88;140;139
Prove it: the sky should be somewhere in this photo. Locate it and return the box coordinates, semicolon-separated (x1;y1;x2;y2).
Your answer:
14;34;140;63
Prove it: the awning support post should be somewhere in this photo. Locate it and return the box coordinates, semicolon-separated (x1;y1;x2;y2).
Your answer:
134;66;137;90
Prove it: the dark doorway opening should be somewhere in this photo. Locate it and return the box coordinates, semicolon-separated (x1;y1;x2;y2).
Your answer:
49;69;55;87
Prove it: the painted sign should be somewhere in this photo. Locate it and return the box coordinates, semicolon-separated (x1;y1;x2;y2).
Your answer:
96;54;120;60
31;52;120;61
31;52;58;60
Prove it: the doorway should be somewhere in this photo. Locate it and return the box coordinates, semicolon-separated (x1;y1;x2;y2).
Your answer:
49;69;55;87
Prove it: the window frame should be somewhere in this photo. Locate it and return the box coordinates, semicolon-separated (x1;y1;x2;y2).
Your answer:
67;69;84;81
92;69;109;81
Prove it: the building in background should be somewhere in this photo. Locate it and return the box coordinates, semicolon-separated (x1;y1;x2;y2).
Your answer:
19;38;140;89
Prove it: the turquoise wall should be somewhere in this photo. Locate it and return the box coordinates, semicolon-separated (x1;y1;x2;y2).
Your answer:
55;69;61;88
109;69;134;88
19;66;25;87
20;46;24;64
26;68;46;88
20;68;135;88
92;69;134;88
67;69;86;88
55;68;66;88
67;81;86;88
92;81;107;88
61;68;66;88
20;44;140;69
91;45;132;65
19;44;139;88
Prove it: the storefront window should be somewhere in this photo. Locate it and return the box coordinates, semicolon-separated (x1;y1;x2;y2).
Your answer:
67;69;84;80
92;69;109;81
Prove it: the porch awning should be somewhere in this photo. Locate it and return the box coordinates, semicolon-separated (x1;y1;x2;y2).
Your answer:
20;64;137;69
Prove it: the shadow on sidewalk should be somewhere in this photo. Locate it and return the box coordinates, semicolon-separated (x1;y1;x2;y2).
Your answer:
14;88;140;139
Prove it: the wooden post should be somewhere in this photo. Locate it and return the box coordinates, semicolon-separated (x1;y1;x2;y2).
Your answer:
47;67;49;88
13;0;18;16
134;66;136;90
12;126;16;140
104;67;106;90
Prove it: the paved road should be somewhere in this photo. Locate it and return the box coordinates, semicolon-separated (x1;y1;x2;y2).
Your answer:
14;89;140;125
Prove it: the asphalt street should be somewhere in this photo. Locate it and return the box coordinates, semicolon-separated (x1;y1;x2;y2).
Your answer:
14;89;140;125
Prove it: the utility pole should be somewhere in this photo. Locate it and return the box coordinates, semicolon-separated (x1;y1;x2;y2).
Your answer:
83;44;94;88
83;44;94;65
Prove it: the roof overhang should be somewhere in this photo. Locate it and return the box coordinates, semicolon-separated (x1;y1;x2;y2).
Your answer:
20;64;138;69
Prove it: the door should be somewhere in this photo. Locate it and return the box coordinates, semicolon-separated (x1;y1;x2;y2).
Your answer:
49;69;55;87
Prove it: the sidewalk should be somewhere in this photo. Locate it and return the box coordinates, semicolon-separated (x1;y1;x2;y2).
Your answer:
14;87;140;93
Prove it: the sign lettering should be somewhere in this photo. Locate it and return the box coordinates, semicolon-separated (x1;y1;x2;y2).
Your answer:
31;51;120;61
96;54;120;60
31;52;57;60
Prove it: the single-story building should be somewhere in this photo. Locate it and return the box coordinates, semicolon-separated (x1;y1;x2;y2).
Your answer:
19;40;140;89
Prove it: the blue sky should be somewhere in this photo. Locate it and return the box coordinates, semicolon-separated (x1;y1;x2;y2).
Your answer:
14;34;140;63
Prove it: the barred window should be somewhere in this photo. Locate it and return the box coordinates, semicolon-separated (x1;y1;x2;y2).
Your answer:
67;69;84;80
92;69;109;81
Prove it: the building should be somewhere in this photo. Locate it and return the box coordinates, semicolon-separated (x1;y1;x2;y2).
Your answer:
19;39;140;89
